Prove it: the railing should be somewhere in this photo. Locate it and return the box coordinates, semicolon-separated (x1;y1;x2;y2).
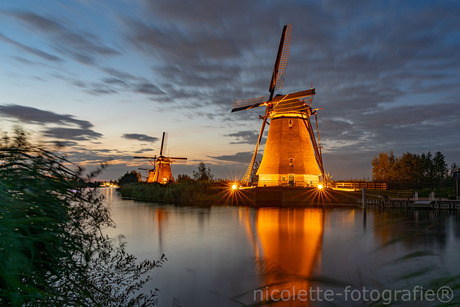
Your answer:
332;182;387;190
256;180;318;187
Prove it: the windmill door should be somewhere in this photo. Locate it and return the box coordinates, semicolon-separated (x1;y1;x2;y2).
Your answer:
288;173;295;187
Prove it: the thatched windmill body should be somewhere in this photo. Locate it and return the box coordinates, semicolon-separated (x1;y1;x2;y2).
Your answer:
232;24;324;187
134;132;187;184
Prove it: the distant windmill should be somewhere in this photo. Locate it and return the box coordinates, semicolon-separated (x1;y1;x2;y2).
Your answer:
134;132;187;184
231;24;324;187
137;167;155;182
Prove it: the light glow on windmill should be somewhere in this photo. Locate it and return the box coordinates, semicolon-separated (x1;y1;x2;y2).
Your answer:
317;184;323;190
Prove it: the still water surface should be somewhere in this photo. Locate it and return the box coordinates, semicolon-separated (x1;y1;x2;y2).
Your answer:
101;188;460;306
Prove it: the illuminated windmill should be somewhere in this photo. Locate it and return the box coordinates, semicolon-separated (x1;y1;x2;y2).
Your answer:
231;24;324;187
137;167;156;182
134;132;187;184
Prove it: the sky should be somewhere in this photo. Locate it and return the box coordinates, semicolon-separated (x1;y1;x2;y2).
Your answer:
1;0;459;181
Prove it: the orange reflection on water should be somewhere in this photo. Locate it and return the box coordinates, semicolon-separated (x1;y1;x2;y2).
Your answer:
155;208;168;252
253;208;324;305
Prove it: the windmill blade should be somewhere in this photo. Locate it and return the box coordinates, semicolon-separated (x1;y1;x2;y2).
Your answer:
240;107;270;185
134;156;157;160
302;116;324;179
268;24;292;100
163;133;168;155
270;89;316;114
314;112;322;159
271;89;315;105
159;132;166;156
168;157;187;160
271;89;315;116
231;96;267;113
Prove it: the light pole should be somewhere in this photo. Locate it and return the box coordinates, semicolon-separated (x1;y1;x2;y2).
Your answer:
454;168;460;201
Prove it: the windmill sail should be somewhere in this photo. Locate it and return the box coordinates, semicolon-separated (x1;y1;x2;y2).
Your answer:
231;96;267;113
270;89;316;114
240;107;270;184
159;132;166;156
269;24;292;99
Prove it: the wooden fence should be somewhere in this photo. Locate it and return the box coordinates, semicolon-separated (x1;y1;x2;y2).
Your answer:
332;182;387;190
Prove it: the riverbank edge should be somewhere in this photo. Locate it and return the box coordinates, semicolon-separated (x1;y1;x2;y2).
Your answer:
118;182;374;207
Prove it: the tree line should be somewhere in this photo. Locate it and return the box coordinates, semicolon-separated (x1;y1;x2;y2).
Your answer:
372;151;457;189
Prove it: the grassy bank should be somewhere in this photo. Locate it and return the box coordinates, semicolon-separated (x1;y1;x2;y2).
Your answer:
118;181;227;205
119;182;369;206
120;181;458;206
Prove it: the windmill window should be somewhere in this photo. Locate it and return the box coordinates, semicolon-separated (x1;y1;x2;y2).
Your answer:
288;119;293;128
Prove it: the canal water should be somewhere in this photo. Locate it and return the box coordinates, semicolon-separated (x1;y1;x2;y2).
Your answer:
101;188;460;306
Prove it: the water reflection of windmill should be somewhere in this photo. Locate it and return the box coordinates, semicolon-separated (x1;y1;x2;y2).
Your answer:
133;132;187;184
237;207;324;305
232;24;324;187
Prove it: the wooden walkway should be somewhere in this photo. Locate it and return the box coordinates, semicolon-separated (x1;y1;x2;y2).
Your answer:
362;198;460;210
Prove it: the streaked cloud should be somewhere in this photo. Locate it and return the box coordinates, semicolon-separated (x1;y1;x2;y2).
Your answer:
122;133;159;142
0;104;93;129
209;151;253;163
225;130;260;144
0;32;61;62
43;127;102;141
5;10;119;64
1;0;459;179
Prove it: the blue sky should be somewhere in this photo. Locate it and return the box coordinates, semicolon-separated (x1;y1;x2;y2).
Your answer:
1;0;459;181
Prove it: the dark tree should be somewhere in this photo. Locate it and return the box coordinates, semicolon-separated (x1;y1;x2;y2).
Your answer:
176;174;192;182
118;170;141;185
372;150;451;189
393;152;421;186
372;151;396;182
193;162;214;181
433;151;448;183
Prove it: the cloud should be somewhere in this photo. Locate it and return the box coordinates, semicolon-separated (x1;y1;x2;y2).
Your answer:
6;10;119;64
323;151;376;180
209;151;252;163
66;67;168;99
122;133;159;142
43;127;103;141
2;1;459;180
134;82;165;95
0;104;93;129
0;104;103;144
48;140;78;147
0;32;61;62
224;130;259;144
134;148;154;154
318;101;460;154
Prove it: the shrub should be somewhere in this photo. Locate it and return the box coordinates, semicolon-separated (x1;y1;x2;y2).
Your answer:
0;132;165;306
